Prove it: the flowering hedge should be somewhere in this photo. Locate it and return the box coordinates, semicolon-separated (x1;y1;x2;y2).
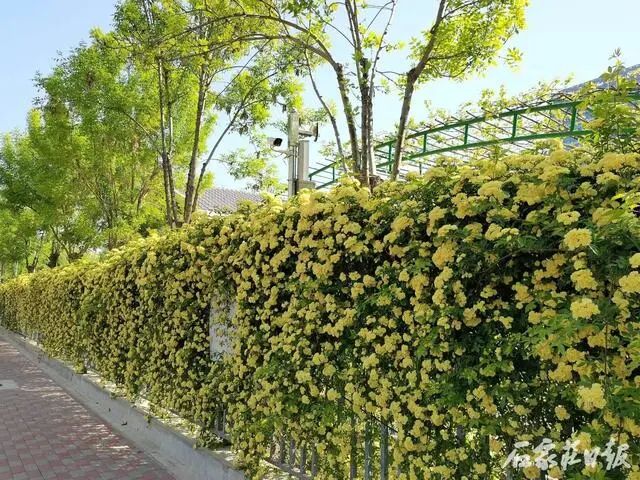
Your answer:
1;149;640;479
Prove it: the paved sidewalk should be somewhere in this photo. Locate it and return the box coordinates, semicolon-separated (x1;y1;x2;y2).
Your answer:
0;336;175;480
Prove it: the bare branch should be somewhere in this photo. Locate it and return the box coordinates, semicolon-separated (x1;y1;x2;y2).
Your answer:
370;0;397;88
303;52;348;174
168;12;338;68
366;0;394;29
194;70;280;198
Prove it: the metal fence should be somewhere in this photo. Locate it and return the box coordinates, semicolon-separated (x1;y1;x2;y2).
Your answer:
209;300;398;478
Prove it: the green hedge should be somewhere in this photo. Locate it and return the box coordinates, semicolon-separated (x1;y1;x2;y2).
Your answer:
0;223;227;428
1;150;640;479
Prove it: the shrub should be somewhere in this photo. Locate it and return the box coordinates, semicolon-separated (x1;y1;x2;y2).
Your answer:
1;149;640;479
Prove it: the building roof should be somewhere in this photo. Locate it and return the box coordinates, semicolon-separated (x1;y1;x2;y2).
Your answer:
196;187;263;213
562;64;640;94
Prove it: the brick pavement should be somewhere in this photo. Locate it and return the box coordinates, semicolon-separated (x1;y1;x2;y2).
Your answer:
0;336;175;480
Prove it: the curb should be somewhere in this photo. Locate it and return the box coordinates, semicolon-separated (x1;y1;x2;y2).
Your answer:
0;327;245;480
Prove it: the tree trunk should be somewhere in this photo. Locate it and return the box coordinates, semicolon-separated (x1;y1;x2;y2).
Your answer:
183;69;207;224
335;64;362;182
391;0;446;180
358;58;376;189
162;66;181;226
157;62;174;227
47;245;60;269
391;71;418;180
156;61;180;227
193;117;235;210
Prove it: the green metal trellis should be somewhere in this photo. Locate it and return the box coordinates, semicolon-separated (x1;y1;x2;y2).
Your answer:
308;90;640;189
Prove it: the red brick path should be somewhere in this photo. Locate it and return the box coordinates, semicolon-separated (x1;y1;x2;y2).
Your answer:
0;337;175;480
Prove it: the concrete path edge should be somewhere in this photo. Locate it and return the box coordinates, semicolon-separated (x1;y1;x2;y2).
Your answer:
0;326;245;480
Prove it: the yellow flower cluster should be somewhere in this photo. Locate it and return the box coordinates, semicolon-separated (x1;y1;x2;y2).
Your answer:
571;268;598;290
557;210;580;225
619;271;640;294
570;297;600;319
1;148;640;479
577;383;607;412
563;228;593;251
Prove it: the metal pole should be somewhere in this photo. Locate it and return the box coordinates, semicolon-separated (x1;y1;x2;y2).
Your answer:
297;140;310;182
288;110;299;198
288;143;297;198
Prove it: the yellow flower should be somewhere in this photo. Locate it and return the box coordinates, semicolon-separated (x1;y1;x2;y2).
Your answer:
549;362;573;382
577;383;606;412
570;269;597;290
478;180;505;200
564;348;583;363
596;171;620;184
409;273;428;291
312;353;326;365
362;275;377;287
575;431;592;452
629;253;640;268
523;466;540;479
463;308;480;327
548;466;563;479
563;228;592;251
322;364;336;377
484;223;503;241
557;211;580;225
434;267;453;288
432;241;456;269
539;165;570;181
570;298;600;319
391;216;413;233
528;311;542;325
513;283;532;305
427;206;447;234
514;405;529;415
326;388;339;401
555;405;570;420
473;463;487;474
489;437;503;453
296;370;312;383
515;182;546;205
619;271;640;293
599;152;625;171
453;193;473;218
624;418;640;436
587;331;606;348
436;224;458;237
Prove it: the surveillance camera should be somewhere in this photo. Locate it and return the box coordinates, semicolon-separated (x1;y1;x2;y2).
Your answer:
268;137;284;148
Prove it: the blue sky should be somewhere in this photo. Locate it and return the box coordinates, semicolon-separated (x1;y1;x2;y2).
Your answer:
1;1;639;188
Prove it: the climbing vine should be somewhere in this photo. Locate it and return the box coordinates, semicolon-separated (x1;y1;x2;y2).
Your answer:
1;148;640;479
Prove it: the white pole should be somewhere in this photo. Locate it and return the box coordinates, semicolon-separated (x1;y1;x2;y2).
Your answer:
287;111;299;197
297;139;310;183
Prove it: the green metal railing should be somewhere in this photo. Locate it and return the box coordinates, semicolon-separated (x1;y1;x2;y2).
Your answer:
308;91;640;189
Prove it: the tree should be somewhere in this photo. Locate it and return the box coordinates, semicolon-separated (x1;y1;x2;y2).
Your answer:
0;120;98;266
390;0;526;178
34;36;166;248
114;0;302;224
0;204;50;276
113;0;198;227
188;0;527;187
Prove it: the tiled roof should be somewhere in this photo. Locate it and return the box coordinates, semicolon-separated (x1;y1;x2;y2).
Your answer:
196;187;263;213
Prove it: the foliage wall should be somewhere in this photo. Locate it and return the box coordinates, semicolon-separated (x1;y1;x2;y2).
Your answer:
1;149;640;479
